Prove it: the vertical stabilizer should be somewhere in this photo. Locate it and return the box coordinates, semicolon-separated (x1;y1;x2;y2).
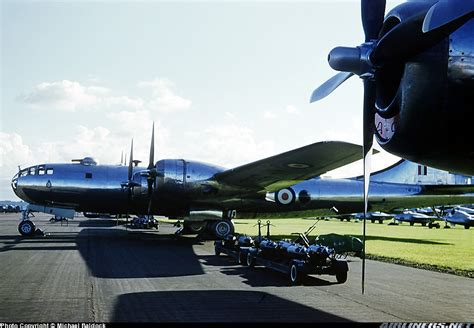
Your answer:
359;160;473;185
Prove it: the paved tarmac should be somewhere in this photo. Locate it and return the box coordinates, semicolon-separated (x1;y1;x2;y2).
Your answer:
0;213;472;322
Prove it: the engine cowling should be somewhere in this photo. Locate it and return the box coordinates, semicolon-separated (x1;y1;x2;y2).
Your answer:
373;7;474;175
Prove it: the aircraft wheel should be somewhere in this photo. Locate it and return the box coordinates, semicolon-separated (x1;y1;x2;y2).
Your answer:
238;251;247;266
421;222;426;227
410;222;414;226
371;219;375;224
211;220;234;239
378;220;383;224
18;220;36;236
289;263;301;286
185;221;207;234
465;225;470;229
246;252;256;267
336;269;348;284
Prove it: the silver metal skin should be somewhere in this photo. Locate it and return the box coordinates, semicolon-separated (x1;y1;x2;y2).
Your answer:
12;156;474;222
12;140;370;238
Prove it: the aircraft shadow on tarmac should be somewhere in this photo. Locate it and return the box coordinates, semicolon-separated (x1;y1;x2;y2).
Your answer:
78;219;126;228
0;234;78;252
76;228;205;279
111;290;349;322
199;255;339;287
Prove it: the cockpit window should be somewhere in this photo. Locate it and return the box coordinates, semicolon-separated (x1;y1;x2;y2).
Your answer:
46;168;54;175
38;166;45;175
20;170;28;177
28;167;36;175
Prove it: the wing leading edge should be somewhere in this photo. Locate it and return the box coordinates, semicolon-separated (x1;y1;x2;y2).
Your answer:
214;141;366;192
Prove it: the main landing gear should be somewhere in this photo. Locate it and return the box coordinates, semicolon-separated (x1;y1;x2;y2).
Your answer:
177;219;235;240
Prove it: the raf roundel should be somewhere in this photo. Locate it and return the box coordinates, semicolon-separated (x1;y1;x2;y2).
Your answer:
276;188;295;205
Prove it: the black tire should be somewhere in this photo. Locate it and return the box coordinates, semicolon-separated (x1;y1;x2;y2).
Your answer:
238;251;247;265
410;222;414;226
186;221;206;234
465;225;470;229
18;220;35;236
421;222;426;227
289;263;301;285
371;219;375;224
378;220;383;224
246;252;255;267
336;269;347;283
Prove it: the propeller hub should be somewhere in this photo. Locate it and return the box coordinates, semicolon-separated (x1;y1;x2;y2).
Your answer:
328;43;375;78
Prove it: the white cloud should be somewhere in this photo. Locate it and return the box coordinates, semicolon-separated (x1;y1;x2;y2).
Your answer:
18;80;143;111
18;78;191;115
285;104;300;115
0;133;33;200
138;78;192;113
0;132;32;171
186;124;275;168
263;111;277;120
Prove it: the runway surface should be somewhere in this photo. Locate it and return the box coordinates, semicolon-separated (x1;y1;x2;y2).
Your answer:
0;213;472;322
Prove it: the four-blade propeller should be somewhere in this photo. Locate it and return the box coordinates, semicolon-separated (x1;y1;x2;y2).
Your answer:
122;123;160;217
309;0;471;294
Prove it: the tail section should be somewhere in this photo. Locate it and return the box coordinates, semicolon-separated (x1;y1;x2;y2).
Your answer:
357;160;474;185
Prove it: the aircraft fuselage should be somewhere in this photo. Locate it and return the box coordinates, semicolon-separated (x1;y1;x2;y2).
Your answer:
12;160;474;220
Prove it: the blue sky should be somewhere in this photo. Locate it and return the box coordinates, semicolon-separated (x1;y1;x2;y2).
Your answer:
1;0;403;200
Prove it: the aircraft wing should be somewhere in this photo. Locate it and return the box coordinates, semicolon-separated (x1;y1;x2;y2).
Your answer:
214;141;364;192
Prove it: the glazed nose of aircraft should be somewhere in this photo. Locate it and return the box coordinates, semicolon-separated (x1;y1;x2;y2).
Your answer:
11;168;30;201
11;170;22;198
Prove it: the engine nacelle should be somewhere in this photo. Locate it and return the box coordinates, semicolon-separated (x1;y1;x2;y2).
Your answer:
373;9;474;175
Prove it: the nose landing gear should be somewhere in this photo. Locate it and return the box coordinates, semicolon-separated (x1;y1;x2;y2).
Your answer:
18;210;44;236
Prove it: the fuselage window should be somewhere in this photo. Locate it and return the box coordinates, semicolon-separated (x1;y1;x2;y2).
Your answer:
46;168;54;175
28;167;36;175
85;173;92;179
38;166;45;175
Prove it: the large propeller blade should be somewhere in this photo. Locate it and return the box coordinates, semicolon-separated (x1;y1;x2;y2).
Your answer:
145;122;157;198
128;139;134;183
148;122;155;171
138;122;160;216
361;0;386;41
310;72;354;103
120;139;136;200
423;0;474;33
361;79;376;295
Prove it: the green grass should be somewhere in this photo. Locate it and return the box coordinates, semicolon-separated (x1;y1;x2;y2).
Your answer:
233;218;474;276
